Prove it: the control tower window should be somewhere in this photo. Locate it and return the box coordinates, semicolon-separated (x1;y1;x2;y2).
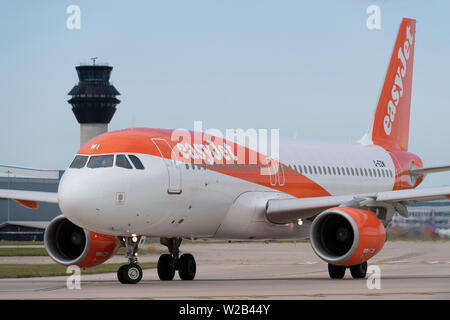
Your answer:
116;154;133;169
87;155;114;168
129;155;145;169
69;155;89;169
77;68;111;82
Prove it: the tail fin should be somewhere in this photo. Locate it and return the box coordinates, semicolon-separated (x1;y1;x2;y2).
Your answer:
363;18;416;151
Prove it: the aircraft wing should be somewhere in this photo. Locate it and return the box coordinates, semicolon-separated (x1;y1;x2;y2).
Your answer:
266;186;450;224
0;189;58;209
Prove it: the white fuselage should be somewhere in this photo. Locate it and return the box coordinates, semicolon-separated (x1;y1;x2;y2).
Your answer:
58;136;399;240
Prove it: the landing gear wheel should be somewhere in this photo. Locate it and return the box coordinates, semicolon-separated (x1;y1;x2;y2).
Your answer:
118;264;142;284
350;261;368;279
158;254;175;280
328;264;346;279
178;253;196;280
117;264;127;283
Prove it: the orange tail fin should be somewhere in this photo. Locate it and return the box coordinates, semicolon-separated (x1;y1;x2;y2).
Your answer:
365;18;416;151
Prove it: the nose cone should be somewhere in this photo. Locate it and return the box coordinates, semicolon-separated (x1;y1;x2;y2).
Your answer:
58;169;109;232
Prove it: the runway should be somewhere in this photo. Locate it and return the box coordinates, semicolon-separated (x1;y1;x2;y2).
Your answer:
0;241;449;299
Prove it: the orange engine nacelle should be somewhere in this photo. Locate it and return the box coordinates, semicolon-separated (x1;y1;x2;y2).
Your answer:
44;215;120;268
310;207;385;266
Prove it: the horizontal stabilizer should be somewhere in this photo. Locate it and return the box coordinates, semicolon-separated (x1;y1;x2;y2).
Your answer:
410;165;450;176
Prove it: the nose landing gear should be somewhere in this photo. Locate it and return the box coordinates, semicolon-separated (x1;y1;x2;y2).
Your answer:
157;237;197;281
116;236;197;283
117;236;143;284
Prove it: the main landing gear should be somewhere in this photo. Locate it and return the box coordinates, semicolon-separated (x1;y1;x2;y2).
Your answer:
117;235;143;284
328;261;368;279
157;237;196;281
116;236;197;284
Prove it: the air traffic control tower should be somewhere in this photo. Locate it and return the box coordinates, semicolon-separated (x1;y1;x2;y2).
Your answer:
68;60;121;146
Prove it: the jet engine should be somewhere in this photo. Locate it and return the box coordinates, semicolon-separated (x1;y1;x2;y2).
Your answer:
44;215;120;268
310;207;385;266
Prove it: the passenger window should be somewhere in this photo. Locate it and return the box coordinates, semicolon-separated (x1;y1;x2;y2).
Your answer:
191;162;196;170
116;154;133;169
235;163;240;172
332;167;336;175
87;155;114;168
368;169;373;177
128;155;145;169
185;163;190;169
246;164;251;172
257;164;261;172
69;155;89;169
350;168;354;176
318;166;322;175
336;167;340;175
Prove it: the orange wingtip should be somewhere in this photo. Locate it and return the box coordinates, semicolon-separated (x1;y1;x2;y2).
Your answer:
13;199;39;209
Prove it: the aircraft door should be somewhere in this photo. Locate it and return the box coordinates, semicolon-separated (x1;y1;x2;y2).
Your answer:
152;138;182;194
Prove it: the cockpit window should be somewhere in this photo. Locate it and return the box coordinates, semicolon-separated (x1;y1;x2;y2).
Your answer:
128;155;145;169
69;155;89;169
116;154;133;169
87;155;114;168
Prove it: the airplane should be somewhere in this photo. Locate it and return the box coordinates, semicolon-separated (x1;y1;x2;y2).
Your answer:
1;17;449;284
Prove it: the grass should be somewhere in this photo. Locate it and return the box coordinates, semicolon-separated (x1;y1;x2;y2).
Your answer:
0;245;165;257
0;248;48;256
0;262;157;279
0;241;44;246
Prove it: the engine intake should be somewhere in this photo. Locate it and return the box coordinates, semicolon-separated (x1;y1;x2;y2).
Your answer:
44;215;120;268
310;207;385;266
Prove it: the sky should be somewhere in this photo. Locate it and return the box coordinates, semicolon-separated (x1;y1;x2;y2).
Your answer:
0;0;449;188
